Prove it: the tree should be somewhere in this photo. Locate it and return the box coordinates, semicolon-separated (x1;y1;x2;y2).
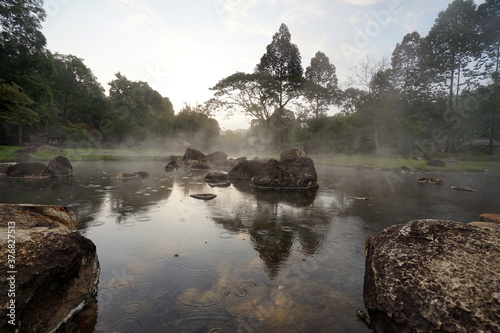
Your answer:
210;72;277;129
426;0;480;114
256;23;304;147
175;104;220;150
51;53;107;124
300;51;339;119
0;80;39;144
105;73;175;144
477;0;500;152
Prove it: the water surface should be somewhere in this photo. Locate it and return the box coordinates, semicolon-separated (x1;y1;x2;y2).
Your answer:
1;161;498;332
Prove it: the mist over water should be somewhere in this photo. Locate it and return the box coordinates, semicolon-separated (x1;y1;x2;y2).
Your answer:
1;160;498;332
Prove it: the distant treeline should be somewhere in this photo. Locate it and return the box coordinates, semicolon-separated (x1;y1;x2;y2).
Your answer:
1;0;499;155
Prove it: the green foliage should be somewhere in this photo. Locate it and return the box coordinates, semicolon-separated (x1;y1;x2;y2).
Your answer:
175;104;220;150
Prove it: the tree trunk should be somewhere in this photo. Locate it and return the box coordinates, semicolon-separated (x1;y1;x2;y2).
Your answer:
489;112;495;154
17;124;23;146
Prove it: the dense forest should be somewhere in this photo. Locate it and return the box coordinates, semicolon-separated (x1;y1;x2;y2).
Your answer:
1;0;499;155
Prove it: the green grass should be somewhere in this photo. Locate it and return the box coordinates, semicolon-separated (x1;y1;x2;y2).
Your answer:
1;145;499;171
0;146;176;162
310;153;500;172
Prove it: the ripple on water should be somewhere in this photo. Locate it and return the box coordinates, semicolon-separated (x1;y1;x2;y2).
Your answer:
91;221;105;227
169;274;230;313
107;317;144;333
122;302;143;316
136;216;151;222
280;226;293;233
256;230;269;235
166;314;237;332
177;248;221;272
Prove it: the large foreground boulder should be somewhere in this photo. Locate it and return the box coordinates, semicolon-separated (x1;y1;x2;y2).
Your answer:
363;219;500;333
250;157;319;190
6;162;52;178
47;155;73;177
0;204;100;333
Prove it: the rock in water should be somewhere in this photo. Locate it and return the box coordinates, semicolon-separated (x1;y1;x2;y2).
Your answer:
250;157;319;190
363;219;500;333
6;162;52;178
48;156;73;177
182;148;206;165
0;204;100;333
206;151;228;166
228;159;264;179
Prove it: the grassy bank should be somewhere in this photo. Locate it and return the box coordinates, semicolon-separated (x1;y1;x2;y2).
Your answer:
0;146;175;162
1;145;499;171
311;153;500;172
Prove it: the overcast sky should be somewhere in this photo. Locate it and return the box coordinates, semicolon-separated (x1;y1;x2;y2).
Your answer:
41;0;484;130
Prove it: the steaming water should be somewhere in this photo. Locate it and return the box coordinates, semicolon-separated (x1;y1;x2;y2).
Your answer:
1;161;499;332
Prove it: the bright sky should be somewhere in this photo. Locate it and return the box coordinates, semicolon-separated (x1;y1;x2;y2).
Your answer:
41;0;485;130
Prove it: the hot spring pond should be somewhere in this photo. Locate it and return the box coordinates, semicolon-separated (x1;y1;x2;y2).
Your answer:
1;161;498;332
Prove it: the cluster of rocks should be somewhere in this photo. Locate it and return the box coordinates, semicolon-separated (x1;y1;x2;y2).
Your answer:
0;204;100;332
363;218;500;332
1;156;73;178
172;147;319;191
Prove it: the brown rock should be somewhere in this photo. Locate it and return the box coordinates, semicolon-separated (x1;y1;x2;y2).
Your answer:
182;148;206;164
48;156;73;177
250;157;319;190
479;213;500;223
0;204;100;333
228;159;264;179
364;219;500;333
468;221;500;229
6;162;52;178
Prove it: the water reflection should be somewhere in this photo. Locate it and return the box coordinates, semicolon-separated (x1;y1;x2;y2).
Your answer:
1;161;498;332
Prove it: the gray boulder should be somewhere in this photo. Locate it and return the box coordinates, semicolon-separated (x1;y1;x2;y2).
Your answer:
364;219;500;333
0;204;100;333
250;157;319;190
182;148;206;165
48;156;73;177
17;152;34;163
206;151;228;165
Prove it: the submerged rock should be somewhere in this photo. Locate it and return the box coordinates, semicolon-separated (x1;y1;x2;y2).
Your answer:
364;219;500;333
48;155;73;177
451;185;475;192
417;177;444;185
0;204;100;333
190;193;217;200
6;162;52;178
480;213;500;223
111;171;148;180
250;157;319;190
203;170;230;183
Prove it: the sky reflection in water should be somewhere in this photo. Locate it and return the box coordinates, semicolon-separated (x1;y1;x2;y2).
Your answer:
1;161;498;332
